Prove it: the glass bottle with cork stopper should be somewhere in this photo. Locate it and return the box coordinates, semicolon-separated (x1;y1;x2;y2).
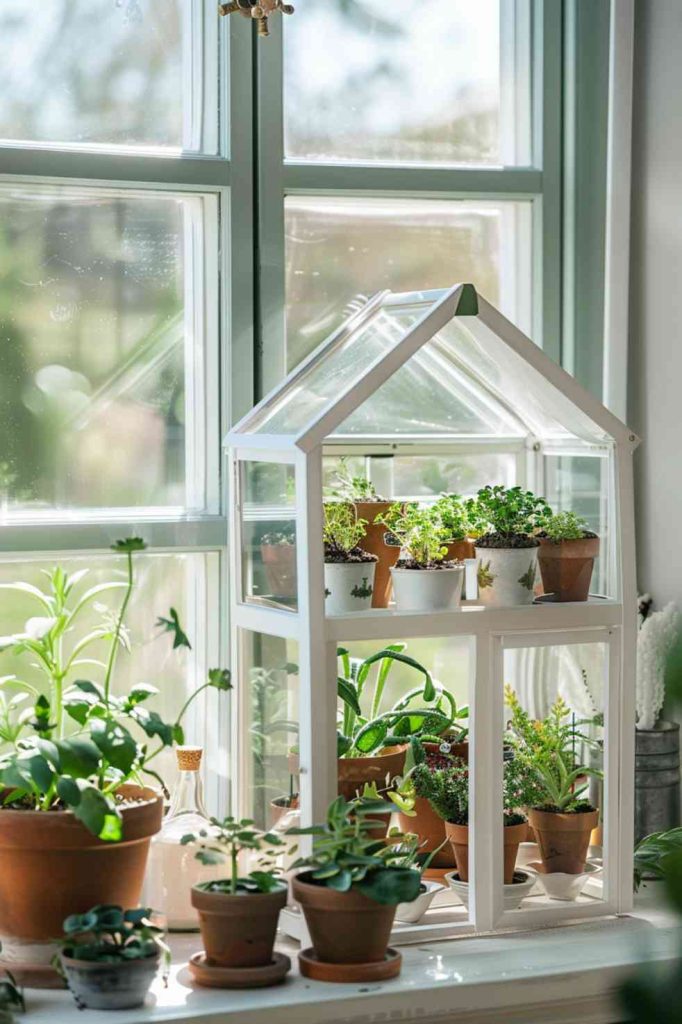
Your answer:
145;746;223;931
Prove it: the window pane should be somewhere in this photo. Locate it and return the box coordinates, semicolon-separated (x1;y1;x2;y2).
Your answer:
0;184;216;515
0;1;216;153
285;0;530;166
286;196;532;369
0;551;219;791
241;462;298;612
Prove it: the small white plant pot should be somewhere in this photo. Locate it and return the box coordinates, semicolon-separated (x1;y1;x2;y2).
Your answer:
526;860;601;901
474;545;539;607
445;869;537;912
324;561;376;615
394;881;444;924
390;566;464;612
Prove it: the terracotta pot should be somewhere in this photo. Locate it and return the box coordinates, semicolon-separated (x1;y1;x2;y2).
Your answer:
537;536;600;602
423;740;469;762
444;821;528;885
354;501;401;609
527;807;600;874
337;745;407;801
260;543;297;600
292;873;396;964
60;953;159;1010
191;883;288;968
398;798;455;868
444;539;475;562
269;795;299;828
0;784;162;943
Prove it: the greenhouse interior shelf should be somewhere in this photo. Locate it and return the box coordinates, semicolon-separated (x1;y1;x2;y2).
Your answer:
225;281;639;945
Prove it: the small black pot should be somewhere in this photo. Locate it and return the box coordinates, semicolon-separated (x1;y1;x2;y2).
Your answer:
61;953;159;1010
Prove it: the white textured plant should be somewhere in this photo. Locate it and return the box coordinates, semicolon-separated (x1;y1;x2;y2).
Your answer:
636;601;680;730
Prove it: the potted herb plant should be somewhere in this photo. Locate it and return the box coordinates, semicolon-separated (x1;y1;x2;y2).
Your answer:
377;503;464;612
329;458;399;608
536;511;599;602
259;524;297;602
430;493;479;562
505;686;601;874
183;817;290;987
323;502;377;614
0;539;232;976
287;795;421;980
468;486;551;607
409;755;536;888
58;905;169;1011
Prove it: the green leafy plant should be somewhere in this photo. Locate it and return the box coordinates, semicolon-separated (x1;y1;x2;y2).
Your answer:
0;540;232;840
59;904;170;975
323;503;370;559
406;754;537;826
336;644;466;761
504;685;601;812
181;817;288;895
376;503;449;567
430;494;482;541
633;827;682;891
467;486;550;543
0;964;23;1024
328;457;383;502
287;794;422;905
385;827;449;876
540;510;591;541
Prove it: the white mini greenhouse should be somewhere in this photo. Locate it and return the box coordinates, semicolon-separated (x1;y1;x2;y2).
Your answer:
225;283;639;942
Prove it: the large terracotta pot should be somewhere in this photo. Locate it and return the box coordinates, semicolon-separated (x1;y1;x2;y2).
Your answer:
191;884;287;968
444;821;528;885
260;543;297;600
537;536;599;602
292;873;396;964
354;501;401;608
528;807;599;874
0;784;162;945
397;741;468;868
444;539;475;562
337;745;407;802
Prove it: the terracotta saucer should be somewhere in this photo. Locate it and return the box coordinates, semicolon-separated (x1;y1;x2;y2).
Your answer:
189;951;291;989
298;947;402;983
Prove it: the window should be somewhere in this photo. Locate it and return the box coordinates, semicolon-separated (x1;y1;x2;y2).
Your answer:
0;3;611;816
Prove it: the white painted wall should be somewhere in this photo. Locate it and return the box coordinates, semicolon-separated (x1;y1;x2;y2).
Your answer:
629;0;682;605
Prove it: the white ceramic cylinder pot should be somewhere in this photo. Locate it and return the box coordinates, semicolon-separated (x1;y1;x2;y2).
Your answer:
324;561;376;615
474;545;539;607
390;565;464;612
394;881;444;924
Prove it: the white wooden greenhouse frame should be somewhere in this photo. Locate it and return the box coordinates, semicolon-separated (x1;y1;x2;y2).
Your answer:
224;282;640;941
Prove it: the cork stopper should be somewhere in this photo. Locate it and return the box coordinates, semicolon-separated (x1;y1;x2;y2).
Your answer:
176;746;203;772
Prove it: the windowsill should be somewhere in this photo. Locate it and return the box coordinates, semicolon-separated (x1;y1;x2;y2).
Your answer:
18;887;678;1024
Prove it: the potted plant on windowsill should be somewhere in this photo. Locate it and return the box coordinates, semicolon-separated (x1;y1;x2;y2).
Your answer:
323;503;377;614
0;539;232;982
183;817;290;988
405;754;536;891
536;511;599;602
505;686;601;874
468;486;551;607
389;830;448;924
259;524;297;602
329;458;399;608
58;905;170;1011
287;795;422;981
377;503;464;612
430;493;479;562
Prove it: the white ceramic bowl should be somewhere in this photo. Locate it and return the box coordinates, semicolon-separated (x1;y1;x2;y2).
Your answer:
445;869;536;912
395;880;444;924
527;860;601;901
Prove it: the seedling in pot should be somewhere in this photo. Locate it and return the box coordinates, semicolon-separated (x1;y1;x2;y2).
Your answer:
539;511;593;542
181;817;288;895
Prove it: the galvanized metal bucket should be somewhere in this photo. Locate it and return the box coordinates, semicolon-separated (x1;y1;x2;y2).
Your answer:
635;721;680;843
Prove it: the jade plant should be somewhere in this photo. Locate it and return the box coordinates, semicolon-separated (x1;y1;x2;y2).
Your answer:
287;794;422;904
0;539;232;840
504;685;600;811
376;503;450;568
467;485;550;548
336;643;466;759
59;905;170;971
181;816;287;895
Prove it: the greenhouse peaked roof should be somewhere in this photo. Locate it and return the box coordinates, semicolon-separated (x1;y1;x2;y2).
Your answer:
227;283;638;452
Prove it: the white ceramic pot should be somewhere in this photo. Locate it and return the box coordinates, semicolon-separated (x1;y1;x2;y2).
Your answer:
526;860;601;901
474;545;539;607
324;561;376;615
390;565;464;612
445;868;537;912
395;881;444;924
